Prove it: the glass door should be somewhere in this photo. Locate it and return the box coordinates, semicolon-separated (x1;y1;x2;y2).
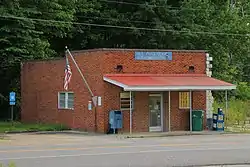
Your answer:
149;94;163;132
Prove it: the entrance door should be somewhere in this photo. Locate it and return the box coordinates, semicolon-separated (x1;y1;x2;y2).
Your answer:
149;94;163;132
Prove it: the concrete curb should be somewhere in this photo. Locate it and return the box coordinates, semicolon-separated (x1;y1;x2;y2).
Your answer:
5;130;41;134
3;130;249;137
184;162;250;167
4;130;89;135
124;131;245;139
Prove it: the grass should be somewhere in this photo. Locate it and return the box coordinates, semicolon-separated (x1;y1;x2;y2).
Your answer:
225;127;250;133
0;162;16;167
0;121;70;133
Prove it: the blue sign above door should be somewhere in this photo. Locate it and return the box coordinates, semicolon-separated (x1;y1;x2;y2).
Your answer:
134;51;172;60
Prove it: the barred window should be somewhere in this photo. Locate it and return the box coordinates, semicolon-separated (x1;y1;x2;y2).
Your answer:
179;92;190;109
120;92;134;110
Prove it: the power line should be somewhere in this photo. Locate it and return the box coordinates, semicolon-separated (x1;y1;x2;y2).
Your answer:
31;11;206;27
0;15;249;37
11;7;207;26
99;0;213;11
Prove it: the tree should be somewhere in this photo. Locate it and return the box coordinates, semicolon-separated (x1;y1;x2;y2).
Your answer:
177;0;250;84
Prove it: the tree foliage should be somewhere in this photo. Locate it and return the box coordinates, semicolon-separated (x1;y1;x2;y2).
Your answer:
0;0;249;119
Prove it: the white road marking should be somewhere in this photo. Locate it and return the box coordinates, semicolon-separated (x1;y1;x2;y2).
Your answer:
1;146;250;161
0;142;234;153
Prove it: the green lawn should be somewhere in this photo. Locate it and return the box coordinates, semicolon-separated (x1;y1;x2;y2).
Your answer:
0;162;16;167
0;121;70;133
225;126;250;133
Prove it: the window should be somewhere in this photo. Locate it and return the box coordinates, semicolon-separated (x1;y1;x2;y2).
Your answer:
120;92;134;110
179;92;190;109
58;92;74;109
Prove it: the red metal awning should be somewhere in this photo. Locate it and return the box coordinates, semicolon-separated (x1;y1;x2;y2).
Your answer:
103;74;236;91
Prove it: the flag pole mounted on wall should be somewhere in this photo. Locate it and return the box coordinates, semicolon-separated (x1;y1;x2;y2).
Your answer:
65;46;98;132
65;46;94;98
65;46;98;131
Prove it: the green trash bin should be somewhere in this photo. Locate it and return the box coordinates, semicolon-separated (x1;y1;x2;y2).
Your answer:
192;110;204;131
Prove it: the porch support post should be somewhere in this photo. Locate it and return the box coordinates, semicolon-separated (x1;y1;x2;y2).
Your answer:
168;91;171;132
225;90;228;128
225;90;228;114
129;91;132;134
189;90;193;132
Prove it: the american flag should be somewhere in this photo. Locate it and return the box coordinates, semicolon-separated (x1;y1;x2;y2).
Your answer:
64;55;72;90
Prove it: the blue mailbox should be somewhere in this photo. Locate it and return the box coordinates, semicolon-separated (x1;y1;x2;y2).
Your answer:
109;110;123;133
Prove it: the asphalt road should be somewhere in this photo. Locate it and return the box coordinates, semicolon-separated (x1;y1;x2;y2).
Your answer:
1;134;250;167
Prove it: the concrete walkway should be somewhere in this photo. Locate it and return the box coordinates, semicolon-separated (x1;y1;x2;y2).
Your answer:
202;165;250;167
118;130;227;138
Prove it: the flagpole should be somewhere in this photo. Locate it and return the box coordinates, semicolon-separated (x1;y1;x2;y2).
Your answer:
65;46;94;97
65;46;97;132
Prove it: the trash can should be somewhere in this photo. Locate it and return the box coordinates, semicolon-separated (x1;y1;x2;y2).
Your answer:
192;110;204;131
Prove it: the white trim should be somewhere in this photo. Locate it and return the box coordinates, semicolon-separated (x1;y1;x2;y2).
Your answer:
58;92;74;110
103;77;128;89
168;91;171;132
149;93;162;97
189;90;192;132
129;91;132;134
161;92;163;132
149;126;162;132
149;93;163;132
124;85;236;91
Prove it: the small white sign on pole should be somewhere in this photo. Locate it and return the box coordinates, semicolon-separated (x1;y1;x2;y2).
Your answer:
88;101;92;110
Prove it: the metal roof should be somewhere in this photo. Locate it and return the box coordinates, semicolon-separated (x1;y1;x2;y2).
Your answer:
103;74;236;91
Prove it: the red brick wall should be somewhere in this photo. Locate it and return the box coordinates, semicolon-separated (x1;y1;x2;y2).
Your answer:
21;49;206;133
102;50;206;132
102;50;206;74
21;51;106;132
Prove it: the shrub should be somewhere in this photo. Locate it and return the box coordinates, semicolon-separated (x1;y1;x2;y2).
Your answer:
213;99;249;127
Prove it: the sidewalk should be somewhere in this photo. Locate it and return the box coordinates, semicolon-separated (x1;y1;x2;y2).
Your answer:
201;165;250;167
118;130;227;138
2;129;244;139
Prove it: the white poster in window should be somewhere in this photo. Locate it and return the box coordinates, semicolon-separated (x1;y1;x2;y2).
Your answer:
97;96;102;106
154;105;159;110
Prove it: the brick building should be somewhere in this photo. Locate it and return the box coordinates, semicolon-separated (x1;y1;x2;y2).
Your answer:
21;49;236;133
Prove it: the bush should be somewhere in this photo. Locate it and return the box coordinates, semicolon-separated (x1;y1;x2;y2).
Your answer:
213;99;249;127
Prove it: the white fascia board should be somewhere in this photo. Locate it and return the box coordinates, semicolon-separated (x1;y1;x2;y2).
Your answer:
124;85;236;91
103;77;128;89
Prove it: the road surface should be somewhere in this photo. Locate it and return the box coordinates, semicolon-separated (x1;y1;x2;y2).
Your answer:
1;133;250;167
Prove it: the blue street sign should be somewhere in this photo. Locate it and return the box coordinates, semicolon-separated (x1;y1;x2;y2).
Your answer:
10;101;15;105
9;92;16;105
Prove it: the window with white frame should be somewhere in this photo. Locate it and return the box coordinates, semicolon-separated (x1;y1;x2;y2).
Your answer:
179;92;190;109
58;92;74;109
120;92;134;110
